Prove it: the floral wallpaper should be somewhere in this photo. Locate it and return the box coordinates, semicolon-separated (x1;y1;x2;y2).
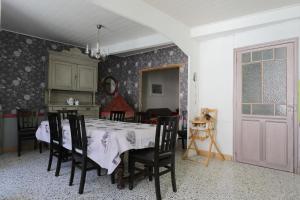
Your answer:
0;30;81;114
98;45;188;113
0;30;188;115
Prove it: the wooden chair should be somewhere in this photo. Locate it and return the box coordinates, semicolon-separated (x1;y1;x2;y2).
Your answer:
128;116;179;200
57;110;78;120
110;111;125;122
182;108;225;166
17;109;39;156
68;115;102;194
134;112;148;123
47;112;71;176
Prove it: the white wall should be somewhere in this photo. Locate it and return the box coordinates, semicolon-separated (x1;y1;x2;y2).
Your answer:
142;69;179;111
197;19;300;155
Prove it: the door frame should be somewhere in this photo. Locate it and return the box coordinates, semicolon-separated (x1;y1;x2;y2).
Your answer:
233;38;299;173
138;64;182;111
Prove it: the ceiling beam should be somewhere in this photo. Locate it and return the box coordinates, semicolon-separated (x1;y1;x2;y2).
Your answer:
191;4;300;39
89;0;198;56
102;33;171;55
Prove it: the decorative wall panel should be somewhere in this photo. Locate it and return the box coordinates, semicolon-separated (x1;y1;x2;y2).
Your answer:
0;30;81;114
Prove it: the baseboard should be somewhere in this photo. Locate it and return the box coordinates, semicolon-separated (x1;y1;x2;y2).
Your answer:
193;149;232;161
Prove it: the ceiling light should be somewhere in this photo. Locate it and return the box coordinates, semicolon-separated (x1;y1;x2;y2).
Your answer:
85;25;108;61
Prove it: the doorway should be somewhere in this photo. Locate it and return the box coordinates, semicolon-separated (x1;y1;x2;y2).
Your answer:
234;39;298;172
139;64;181;112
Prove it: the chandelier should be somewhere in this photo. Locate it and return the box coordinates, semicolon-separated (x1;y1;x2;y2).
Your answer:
85;25;108;61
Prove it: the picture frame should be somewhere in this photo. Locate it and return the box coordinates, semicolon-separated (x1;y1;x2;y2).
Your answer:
150;83;164;96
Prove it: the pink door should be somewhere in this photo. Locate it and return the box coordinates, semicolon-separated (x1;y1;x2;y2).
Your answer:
235;40;297;172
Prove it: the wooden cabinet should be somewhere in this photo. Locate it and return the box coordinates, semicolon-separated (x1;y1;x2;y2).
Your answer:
46;48;100;118
48;48;98;92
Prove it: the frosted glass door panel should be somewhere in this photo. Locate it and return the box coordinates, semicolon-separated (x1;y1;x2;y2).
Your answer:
252;104;274;115
241;47;287;116
263;60;286;104
242;63;262;104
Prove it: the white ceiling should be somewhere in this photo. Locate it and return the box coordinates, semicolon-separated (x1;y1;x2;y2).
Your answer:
143;0;300;27
1;0;157;48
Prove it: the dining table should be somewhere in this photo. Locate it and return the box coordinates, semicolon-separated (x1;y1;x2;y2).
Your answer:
35;118;157;189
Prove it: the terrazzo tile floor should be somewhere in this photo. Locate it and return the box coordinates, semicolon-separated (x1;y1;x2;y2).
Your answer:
1;149;300;200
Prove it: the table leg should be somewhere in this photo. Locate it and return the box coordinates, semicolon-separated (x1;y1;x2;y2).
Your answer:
116;153;125;189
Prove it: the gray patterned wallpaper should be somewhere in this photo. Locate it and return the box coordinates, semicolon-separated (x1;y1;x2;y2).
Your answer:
0;30;80;114
98;45;188;112
0;30;188;114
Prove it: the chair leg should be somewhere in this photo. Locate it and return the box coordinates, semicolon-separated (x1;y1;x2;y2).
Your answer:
39;141;43;153
111;171;115;184
79;158;87;194
47;148;53;171
97;167;101;176
55;150;62;176
154;166;161;200
171;161;177;192
69;158;76;186
18;137;21;157
148;166;153;182
128;157;134;190
34;138;37;150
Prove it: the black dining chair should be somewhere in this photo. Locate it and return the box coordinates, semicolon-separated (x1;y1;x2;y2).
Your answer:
68;115;102;194
128;116;179;200
58;110;78;120
134;112;149;123
110;111;125;122
47;112;71;176
17;109;40;156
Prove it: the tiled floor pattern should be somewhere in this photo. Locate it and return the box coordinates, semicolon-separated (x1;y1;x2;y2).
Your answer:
1;149;300;200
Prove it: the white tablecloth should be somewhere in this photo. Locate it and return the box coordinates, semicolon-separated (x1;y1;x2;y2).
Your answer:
36;118;157;174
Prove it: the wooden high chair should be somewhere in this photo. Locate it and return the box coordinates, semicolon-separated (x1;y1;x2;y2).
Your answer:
182;108;225;166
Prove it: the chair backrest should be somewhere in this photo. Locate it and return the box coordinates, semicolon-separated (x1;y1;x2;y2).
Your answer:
68;115;88;156
134;112;148;123
57;110;78;120
17;109;39;131
154;116;178;161
110;111;125;121
47;112;63;145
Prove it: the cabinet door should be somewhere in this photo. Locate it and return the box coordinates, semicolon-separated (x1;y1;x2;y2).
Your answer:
51;61;75;90
77;65;97;91
77;106;99;118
